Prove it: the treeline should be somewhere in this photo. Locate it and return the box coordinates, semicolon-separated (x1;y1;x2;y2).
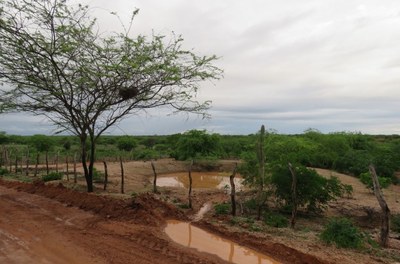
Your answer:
0;130;399;182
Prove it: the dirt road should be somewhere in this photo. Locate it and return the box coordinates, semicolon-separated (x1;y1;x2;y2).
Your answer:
0;183;229;264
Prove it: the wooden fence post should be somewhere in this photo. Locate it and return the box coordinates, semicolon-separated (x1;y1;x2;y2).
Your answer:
34;153;39;177
230;163;238;216
289;162;298;229
66;156;69;181
188;160;193;209
151;161;158;193
45;151;49;175
25;148;29;176
73;153;77;184
103;161;108;191
120;156;124;194
369;165;390;247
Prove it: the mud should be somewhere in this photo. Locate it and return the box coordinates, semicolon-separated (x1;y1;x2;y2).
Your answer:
0;178;332;264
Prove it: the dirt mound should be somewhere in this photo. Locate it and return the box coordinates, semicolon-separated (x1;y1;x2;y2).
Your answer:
0;179;186;226
196;221;330;264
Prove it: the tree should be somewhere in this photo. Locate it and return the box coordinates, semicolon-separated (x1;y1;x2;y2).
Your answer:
173;130;221;160
0;0;222;192
271;165;346;214
117;136;137;152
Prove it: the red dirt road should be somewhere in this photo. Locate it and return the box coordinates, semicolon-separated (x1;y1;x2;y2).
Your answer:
0;182;230;264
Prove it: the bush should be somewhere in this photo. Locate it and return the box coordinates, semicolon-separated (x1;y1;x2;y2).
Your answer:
0;167;9;175
92;168;104;183
117;137;137;152
214;203;230;215
359;172;391;190
320;218;364;249
263;212;288;228
392;214;400;233
42;172;63;182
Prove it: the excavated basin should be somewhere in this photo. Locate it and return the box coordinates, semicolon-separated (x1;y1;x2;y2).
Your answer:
165;220;280;264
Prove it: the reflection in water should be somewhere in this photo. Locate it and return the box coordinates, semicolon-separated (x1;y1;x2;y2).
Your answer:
157;172;243;190
165;220;280;264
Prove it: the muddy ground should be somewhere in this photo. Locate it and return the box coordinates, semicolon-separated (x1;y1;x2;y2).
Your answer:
0;159;399;264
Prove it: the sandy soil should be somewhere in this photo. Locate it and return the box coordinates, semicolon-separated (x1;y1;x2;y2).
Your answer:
1;160;399;264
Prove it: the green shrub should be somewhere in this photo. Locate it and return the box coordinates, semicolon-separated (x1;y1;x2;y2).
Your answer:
392;214;400;233
214;203;230;215
42;172;63;182
359;172;391;189
263;212;288;228
0;167;9;175
92;168;104;183
320;218;364;249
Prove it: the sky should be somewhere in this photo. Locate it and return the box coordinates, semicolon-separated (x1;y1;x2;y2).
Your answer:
1;0;400;135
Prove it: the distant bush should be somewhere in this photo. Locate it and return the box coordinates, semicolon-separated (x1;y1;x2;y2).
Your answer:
0;168;8;175
263;212;288;228
214;203;230;215
392;214;400;233
359;172;391;190
42;172;63;182
320;218;364;249
92;168;104;183
117;137;137;152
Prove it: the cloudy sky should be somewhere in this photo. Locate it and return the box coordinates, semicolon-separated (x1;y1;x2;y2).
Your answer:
1;0;400;135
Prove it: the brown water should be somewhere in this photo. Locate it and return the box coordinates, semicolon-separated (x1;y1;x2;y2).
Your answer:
157;172;243;190
165;220;280;264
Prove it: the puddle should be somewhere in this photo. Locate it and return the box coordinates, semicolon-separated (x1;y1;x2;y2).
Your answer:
157;172;243;190
165;220;280;264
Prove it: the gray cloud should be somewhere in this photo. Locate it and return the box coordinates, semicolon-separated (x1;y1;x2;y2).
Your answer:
1;0;400;135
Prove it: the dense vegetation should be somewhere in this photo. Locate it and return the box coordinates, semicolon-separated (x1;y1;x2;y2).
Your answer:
0;130;399;185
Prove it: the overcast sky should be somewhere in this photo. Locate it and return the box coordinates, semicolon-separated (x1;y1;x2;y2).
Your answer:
1;0;400;135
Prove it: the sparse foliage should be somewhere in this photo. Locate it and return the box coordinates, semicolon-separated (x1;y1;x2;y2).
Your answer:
0;0;221;192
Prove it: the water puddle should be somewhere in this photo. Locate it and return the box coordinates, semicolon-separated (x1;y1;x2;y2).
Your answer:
157;172;243;191
165;220;280;264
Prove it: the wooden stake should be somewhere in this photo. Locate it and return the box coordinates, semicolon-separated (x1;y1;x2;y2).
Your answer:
289;163;298;229
369;165;390;247
45;151;49;175
120;156;124;194
151;161;158;193
73;153;77;184
66;156;69;181
34;153;39;177
188;160;193;209
103;161;108;191
230;163;238;216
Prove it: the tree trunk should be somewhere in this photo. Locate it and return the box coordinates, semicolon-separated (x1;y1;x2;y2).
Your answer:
45;151;49;175
34;153;39;178
288;163;297;229
230;163;238;216
369;165;390;247
151;161;158;193
120;156;124;194
103;161;108;191
188;160;193;209
80;135;93;192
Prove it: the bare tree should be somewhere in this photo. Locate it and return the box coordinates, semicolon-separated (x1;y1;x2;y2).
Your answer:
0;0;222;192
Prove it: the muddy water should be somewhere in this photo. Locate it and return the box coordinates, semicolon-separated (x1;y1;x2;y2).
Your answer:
157;172;243;190
165;220;280;264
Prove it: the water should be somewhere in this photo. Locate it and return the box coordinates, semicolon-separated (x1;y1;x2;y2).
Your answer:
157;172;243;191
165;220;280;264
